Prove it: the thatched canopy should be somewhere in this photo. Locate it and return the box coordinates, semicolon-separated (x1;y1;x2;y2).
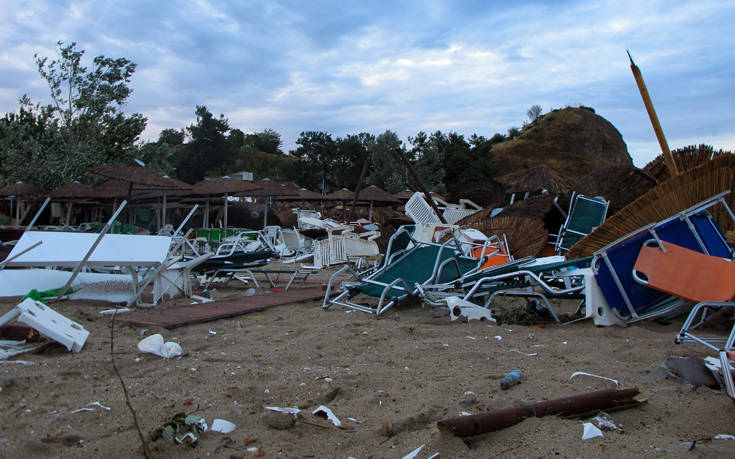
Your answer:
573;165;657;216
393;189;415;202
356;185;400;203
49;181;95;200
567;154;735;259
90;161;185;189
0;181;43;198
326;188;356;201
496;164;572;195
237;179;298;198
465;215;548;259
275;184;323;201
191;177;261;196
91;179;140;199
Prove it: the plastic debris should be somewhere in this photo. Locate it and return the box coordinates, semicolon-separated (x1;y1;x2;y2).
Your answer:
582;422;603;440
446;296;496;323
211;418;236;434
137;334;183;359
402;444;424;459
71;401;111;413
312;405;342;427
715;434;735;440
501;370;522;389
570;371;619;386
99;308;130;315
593;413;618;431
510;349;538;356
264;406;301;416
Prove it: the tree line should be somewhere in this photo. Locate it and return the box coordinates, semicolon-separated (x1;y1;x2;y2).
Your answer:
1;42;531;203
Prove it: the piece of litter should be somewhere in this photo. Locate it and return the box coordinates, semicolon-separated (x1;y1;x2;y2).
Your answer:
312;405;342;427
465;336;476;340
510;349;538;356
494;335;502;341
582;422;603;440
89;401;111;410
247;447;259;453
70;407;95;413
346;417;362;423
190;295;213;303
137;334;182;359
714;434;735;440
570;371;619;386
264;406;301;416
208;329;217;335
562;341;568;344
460;411;472;416
594;415;618;431
402;444;424;459
0;360;34;365
211;418;236;434
99;308;130;315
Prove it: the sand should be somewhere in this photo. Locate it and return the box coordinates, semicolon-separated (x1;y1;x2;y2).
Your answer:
1;263;734;458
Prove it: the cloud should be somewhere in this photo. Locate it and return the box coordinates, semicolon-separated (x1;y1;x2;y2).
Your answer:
1;0;734;167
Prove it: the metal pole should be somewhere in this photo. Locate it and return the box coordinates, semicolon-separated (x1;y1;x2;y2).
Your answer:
55;200;127;302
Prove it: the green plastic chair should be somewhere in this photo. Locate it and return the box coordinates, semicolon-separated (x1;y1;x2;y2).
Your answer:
556;193;609;253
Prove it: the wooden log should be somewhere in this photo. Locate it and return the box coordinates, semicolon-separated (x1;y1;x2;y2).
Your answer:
437;387;641;437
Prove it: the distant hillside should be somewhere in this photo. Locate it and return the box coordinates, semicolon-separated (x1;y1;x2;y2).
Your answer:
491;107;633;182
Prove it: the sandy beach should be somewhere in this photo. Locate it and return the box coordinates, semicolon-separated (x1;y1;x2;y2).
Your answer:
1;263;734;458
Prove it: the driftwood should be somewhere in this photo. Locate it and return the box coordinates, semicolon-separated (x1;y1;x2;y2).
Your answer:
437;388;642;437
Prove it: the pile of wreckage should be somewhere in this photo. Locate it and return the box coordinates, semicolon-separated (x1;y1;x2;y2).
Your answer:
2;154;735;400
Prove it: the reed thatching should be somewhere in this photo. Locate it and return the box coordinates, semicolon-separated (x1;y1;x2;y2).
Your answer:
326;188;356;201
90;161;185;189
467;215;547;259
356;185;400;203
238;179;298;198
191;177;261;196
567;154;735;258
0;181;43;198
643;144;727;183
573;165;657;216
496;164;573;195
49;181;95;200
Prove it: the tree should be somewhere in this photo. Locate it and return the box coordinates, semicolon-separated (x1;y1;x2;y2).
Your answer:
174;106;233;183
527;104;543;122
289;131;338;193
243;129;283;155
408;131;446;195
0;41;147;189
333;133;374;190
366;130;404;193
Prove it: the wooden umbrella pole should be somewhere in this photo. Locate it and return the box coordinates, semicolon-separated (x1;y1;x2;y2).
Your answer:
348;159;370;223
395;149;447;224
627;50;679;176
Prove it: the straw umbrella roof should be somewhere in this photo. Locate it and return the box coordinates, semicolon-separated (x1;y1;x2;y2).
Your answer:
49;181;95;200
191;177;261;196
0;181;43;198
393;189;415;202
573;165;657;216
237;179;298;198
91;179;141;199
496;164;573;195
90;160;186;190
326;188;356;201
274;184;323;201
356;185;400;203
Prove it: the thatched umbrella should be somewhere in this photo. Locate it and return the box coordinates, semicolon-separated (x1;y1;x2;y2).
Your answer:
393;189;415;202
0;181;43;225
237;179;299;228
573;165;657;217
191;177;261;232
355;185;400;219
326;188;356;201
496;164;572;201
274;183;323;202
567;154;735;259
48;181;95;227
469;215;548;259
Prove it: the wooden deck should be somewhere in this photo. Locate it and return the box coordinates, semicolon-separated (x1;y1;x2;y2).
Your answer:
115;286;328;329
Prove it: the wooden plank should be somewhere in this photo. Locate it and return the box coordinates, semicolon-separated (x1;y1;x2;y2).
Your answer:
116;286;328;329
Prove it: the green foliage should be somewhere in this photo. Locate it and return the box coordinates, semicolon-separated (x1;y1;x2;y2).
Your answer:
366;130;405;193
174;105;233;183
244;128;283;155
333;133;374;190
408;131;446;195
289;131;338;193
0;41;146;189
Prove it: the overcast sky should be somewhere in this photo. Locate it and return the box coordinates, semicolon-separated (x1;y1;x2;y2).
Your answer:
2;0;734;166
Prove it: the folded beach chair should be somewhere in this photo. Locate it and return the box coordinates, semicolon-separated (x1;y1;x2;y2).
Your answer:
458;256;593;322
592;191;735;324
555;193;609;254
322;227;484;315
634;239;735;397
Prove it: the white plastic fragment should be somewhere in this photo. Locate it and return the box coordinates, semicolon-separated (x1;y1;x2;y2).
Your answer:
510;349;538;356
264;406;301;416
191;295;214;303
208;329;217;335
71;401;111;413
70;407;95;413
0;299;89;352
211;418;236;433
715;434;735;440
494;335;502;341
89;401;111;410
137;334;183;359
570;371;619;386
582;422;603;440
465;336;476;340
402;444;424;459
446;296;496;323
594;415;618;431
0;360;33;365
312;405;342;427
99;308;130;315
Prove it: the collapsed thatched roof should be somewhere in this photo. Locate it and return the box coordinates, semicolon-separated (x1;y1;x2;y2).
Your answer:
0;181;43;198
573;165;657;216
496;164;572;195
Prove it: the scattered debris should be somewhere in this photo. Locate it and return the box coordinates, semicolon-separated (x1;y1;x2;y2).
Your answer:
645;356;719;388
211;418;236;434
0;298;89;352
460;391;478;406
501;370;522;390
137;333;183;359
312;405;342;427
446;296;496;323
582;422;603;440
150;413;208;447
715;434;735;440
403;444;424;459
570;371;619;386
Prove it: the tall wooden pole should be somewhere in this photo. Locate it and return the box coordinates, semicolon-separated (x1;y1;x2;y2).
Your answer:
347;159;370;223
395;149;448;224
627;51;679;176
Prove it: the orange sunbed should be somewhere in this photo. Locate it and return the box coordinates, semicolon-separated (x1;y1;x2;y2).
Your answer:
633;240;735;303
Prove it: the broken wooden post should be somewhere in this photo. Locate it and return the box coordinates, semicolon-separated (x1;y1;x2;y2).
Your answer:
348;159;370;223
395;149;448;224
628;50;679;176
437;387;642;437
